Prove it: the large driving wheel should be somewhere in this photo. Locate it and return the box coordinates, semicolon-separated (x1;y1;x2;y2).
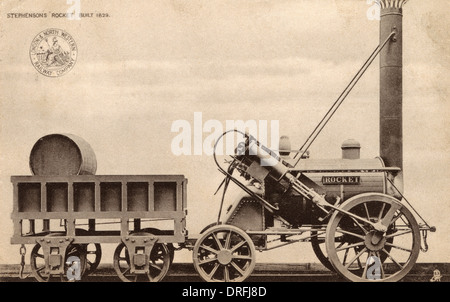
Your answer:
312;227;394;272
326;193;420;282
193;225;256;282
113;234;171;282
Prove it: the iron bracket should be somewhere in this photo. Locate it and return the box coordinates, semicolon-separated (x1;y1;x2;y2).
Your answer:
122;235;158;274
36;236;74;276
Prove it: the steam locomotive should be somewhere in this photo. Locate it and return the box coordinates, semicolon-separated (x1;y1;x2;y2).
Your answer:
10;0;434;282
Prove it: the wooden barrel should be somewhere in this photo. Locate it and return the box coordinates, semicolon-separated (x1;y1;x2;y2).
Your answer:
29;133;97;176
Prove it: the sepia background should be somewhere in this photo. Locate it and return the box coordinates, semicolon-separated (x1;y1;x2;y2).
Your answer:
0;0;448;266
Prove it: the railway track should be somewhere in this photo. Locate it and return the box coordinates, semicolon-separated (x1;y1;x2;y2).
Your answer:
1;263;447;282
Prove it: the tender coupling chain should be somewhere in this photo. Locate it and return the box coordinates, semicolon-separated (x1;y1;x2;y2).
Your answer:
19;244;30;279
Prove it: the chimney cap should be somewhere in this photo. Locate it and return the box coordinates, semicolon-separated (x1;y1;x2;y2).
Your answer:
341;139;361;149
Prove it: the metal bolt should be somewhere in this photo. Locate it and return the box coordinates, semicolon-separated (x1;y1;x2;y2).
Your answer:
125;237;129;241
65;238;69;241
46;240;50;243
131;239;135;243
40;238;44;242
144;239;147;243
59;240;63;243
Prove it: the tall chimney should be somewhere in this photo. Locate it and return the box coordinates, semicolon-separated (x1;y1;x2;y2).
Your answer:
379;0;407;198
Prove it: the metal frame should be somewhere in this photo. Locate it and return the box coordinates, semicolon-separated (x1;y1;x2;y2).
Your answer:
11;175;187;243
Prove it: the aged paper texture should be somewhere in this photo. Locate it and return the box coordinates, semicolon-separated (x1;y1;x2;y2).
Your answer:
0;0;448;282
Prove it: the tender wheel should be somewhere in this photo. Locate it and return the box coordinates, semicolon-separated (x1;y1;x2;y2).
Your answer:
75;229;102;275
83;243;102;275
138;228;175;265
113;238;171;282
193;225;256;282
326;193;420;282
30;234;87;282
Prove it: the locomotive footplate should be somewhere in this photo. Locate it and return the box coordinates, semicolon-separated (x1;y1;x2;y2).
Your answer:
122;234;158;274
36;236;74;276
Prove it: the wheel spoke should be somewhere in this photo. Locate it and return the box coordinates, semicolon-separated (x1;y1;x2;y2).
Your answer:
36;253;44;259
224;231;232;249
150;263;163;271
378;203;386;221
344;247;368;269
212;233;223;250
207;263;219;280
343;248;349;266
36;266;45;273
335;241;365;252
336;241;345;249
199;257;218;265
231;261;245;276
200;244;219;254
122;267;130;275
381;248;404;269
356;249;363;270
224;266;230;282
119;257;128;261
362;251;371;279
385;242;412;253
385;229;412;239
363;203;370;220
336;228;366;240
350;217;369;235
230;240;246;253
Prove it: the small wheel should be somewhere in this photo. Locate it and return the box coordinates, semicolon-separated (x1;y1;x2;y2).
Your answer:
75;229;102;275
30;234;87;282
326;193;420;282
137;228;175;265
193;225;256;282
83;243;102;275
113;237;171;282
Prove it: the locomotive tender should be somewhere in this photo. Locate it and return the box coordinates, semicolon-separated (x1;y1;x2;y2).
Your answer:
10;0;435;282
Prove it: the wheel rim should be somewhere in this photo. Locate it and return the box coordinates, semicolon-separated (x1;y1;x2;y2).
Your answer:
326;193;420;282
113;241;171;282
193;225;256;282
84;243;102;275
311;229;335;271
30;235;87;282
30;243;50;282
75;229;102;275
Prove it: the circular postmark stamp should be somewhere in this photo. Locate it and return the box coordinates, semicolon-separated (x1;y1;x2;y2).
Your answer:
30;28;77;77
